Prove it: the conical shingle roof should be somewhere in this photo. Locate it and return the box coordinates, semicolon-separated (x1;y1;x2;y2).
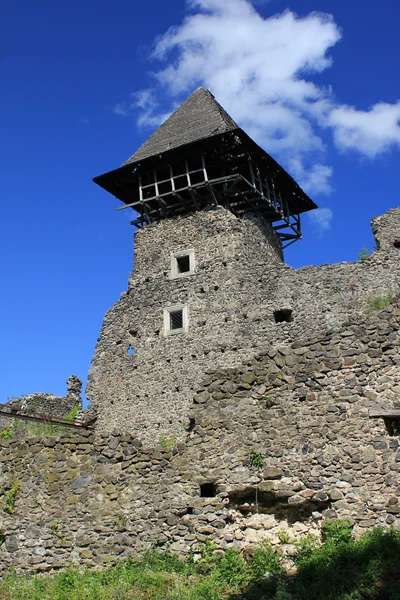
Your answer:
123;87;238;166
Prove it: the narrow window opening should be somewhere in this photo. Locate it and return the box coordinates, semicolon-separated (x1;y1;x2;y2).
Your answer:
393;240;400;249
187;507;194;515
127;346;135;356
177;254;190;273
170;310;183;330
274;309;293;323
187;418;196;432
200;482;217;498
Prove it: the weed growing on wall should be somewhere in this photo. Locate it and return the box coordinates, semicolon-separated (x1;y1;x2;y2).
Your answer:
2;480;20;514
159;434;177;450
358;245;374;261
249;449;264;468
114;513;128;529
0;427;14;440
366;288;393;314
64;404;80;424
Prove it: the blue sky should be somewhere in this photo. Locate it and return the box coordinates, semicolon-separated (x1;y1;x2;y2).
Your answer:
1;0;399;402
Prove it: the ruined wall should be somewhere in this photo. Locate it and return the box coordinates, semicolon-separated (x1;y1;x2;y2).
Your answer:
0;376;82;430
87;207;400;443
2;301;400;572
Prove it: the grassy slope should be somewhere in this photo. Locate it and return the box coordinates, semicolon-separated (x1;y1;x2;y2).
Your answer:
1;525;400;600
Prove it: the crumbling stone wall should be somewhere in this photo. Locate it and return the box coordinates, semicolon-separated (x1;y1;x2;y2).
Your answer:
1;301;400;572
87;206;400;443
0;376;83;430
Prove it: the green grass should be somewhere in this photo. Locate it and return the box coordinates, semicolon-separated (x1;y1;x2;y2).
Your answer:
0;526;400;599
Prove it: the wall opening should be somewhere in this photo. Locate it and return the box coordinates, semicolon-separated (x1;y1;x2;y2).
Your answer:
170;310;183;330
384;418;400;436
274;309;293;323
200;482;217;497
177;255;190;273
127;346;135;356
393;240;400;249
171;249;195;278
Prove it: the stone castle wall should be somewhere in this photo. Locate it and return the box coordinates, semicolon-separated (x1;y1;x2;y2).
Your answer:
0;376;82;430
87;206;400;444
1;301;400;572
86;208;285;441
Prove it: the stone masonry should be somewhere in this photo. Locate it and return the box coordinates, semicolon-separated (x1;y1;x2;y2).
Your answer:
87;207;400;445
0;375;83;430
1;296;400;572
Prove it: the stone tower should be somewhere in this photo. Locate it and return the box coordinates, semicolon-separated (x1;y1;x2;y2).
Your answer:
87;88;317;442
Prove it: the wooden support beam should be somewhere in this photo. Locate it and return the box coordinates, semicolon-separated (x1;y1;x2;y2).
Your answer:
0;410;90;430
369;410;400;418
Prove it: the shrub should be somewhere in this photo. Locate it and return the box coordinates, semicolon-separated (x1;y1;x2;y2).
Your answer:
321;519;353;544
249;450;264;468
249;541;283;579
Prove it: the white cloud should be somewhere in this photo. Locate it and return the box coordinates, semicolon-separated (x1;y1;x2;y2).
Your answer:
113;90;171;126
289;159;333;196
114;0;400;209
130;0;341;196
307;207;333;236
329;102;400;157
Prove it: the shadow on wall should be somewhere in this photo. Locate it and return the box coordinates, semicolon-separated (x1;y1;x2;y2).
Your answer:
228;528;400;600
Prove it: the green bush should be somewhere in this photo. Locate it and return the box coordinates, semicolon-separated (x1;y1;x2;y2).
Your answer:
249;449;264;468
321;519;354;544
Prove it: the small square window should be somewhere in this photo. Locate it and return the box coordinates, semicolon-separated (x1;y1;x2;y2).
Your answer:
164;304;188;335
170;250;195;279
170;309;183;330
